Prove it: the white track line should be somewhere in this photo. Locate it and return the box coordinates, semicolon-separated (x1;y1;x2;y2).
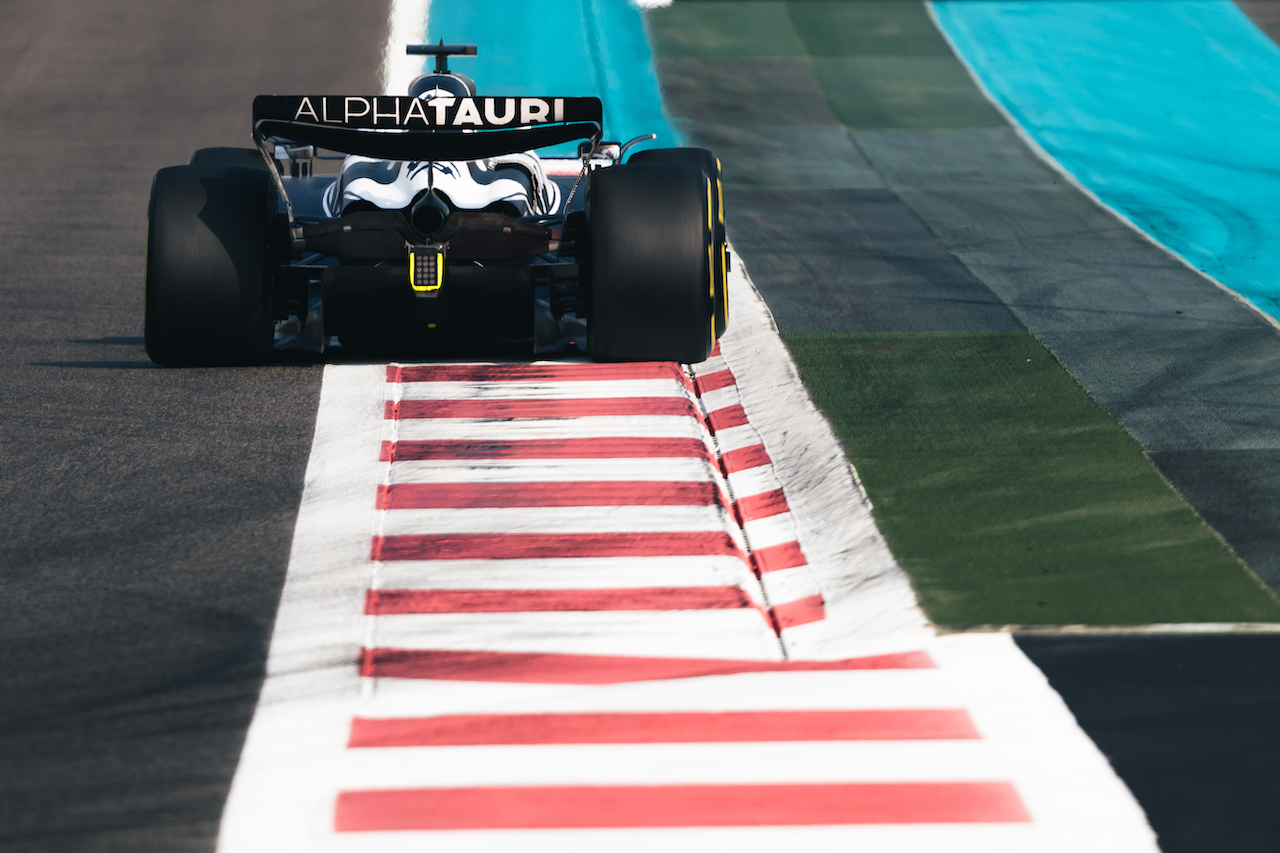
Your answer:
382;0;430;95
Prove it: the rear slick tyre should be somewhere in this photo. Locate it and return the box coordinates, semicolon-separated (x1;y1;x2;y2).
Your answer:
587;163;714;364
188;147;272;171
627;147;728;342
145;165;275;366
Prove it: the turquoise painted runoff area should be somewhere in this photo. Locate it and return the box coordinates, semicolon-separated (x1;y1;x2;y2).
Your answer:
425;0;680;153
933;0;1280;320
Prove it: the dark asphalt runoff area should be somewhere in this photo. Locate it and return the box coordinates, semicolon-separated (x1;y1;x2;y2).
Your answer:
0;2;385;849
1017;634;1280;852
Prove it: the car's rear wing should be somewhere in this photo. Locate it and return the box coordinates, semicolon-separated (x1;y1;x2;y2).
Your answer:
252;95;603;162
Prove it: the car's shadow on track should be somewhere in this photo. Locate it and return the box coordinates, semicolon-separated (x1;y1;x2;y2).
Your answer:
33;340;585;370
69;336;145;346
32;337;158;369
30;361;159;369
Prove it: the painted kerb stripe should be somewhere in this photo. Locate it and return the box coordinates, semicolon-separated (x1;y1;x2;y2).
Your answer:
347;709;982;746
365;587;756;614
334;782;1031;830
371;531;746;561
382;436;714;461
360;648;935;683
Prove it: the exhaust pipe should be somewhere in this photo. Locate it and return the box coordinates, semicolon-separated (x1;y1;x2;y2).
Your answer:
411;191;451;237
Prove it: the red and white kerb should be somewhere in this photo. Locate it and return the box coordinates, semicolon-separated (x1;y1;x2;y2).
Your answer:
688;345;828;633
216;353;1155;851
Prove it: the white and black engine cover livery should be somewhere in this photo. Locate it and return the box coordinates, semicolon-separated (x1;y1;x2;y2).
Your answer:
325;154;561;221
143;42;729;366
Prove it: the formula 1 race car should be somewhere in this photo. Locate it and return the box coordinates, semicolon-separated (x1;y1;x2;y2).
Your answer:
144;43;729;366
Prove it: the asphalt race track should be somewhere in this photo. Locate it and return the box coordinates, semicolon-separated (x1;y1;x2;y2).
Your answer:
1020;633;1280;851
4;1;1280;851
0;2;384;848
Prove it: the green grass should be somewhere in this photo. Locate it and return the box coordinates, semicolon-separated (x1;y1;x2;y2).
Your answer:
786;1;956;57
811;56;1006;129
647;1;1003;130
784;332;1280;626
645;4;1277;624
646;2;805;59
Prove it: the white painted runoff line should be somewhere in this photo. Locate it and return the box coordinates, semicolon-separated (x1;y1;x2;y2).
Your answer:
381;0;431;95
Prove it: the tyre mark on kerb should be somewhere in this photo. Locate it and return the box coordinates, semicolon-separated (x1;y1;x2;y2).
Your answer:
751;541;809;573
722;443;773;472
735;487;790;521
371;531;747;561
382;436;714;460
707;403;749;431
771;594;828;630
365;586;758;614
359;647;936;684
376;480;729;508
